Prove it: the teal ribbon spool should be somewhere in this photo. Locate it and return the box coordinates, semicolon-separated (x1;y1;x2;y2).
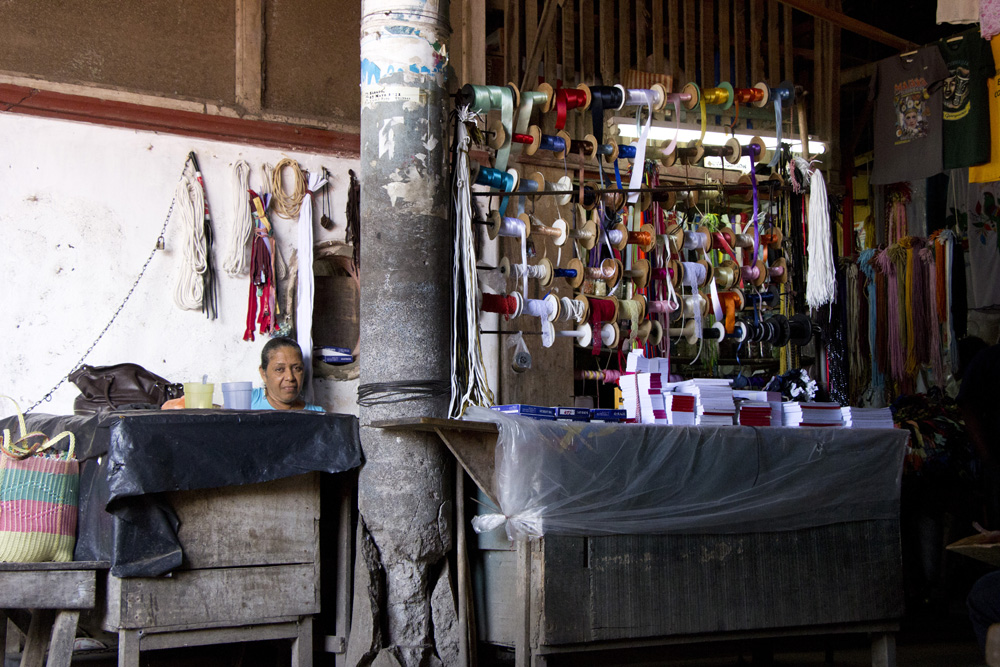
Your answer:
460;84;515;172
475;165;516;216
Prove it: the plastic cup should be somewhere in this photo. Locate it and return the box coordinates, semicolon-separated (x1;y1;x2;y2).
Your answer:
183;382;215;409
222;382;253;410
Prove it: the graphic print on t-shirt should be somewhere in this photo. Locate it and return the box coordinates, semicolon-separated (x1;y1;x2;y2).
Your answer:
894;78;931;143
943;60;972;120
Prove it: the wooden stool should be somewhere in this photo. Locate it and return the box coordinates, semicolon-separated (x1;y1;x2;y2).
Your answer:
0;561;106;667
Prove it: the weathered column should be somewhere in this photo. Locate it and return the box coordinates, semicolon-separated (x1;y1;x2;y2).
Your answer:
351;3;455;666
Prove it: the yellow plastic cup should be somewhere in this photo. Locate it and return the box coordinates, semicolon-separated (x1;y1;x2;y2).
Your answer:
183;383;215;409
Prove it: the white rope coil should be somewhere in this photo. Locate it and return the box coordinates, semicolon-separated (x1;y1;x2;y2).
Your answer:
173;174;207;311
224;160;253;276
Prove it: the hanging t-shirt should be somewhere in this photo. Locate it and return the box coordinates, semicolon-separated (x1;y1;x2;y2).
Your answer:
938;29;995;169
966;181;1000;308
938;0;980;24
969;35;1000;182
869;47;950;184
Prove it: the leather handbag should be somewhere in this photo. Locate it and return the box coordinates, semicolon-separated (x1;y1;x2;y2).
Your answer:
68;363;182;414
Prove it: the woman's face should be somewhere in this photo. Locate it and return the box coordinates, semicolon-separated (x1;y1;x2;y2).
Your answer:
259;346;305;407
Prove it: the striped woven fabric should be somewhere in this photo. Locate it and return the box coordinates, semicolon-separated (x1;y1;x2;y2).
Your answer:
623;69;673;93
0;455;79;562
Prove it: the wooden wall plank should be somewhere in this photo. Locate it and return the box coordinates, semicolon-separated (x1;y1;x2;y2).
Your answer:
683;0;696;85
830;0;842;169
600;1;614;83
783;4;794;83
563;1;576;85
525;0;538;86
620;0;632;77
652;0;664;73
702;0;715;84
734;0;746;86
668;0;680;82
637;0;648;71
506;0;520;88
581;0;595;82
750;0;763;86
768;0;780;84
235;0;263;112
720;0;732;84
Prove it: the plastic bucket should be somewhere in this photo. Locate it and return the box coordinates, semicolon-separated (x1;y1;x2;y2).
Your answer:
222;382;253;410
183;382;215;409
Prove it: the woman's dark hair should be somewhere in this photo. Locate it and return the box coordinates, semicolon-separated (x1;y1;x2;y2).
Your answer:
260;337;303;370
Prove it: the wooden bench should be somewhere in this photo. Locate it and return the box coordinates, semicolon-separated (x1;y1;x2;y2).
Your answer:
0;560;106;667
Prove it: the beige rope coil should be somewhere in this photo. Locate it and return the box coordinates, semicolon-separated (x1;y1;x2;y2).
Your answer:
270;158;307;219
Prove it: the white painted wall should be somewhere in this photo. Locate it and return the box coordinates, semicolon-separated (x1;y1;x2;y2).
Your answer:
0;113;361;417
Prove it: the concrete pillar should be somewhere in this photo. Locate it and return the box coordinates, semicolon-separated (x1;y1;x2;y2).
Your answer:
352;3;453;666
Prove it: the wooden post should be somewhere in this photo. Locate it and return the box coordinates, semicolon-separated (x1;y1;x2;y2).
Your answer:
335;481;353;667
235;0;263;112
514;540;532;667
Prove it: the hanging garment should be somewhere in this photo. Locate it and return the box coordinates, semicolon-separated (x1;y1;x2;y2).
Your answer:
869;47;950;184
938;0;980;24
970;36;1000;182
938;29;995;169
966;181;1000;308
983;0;1000;39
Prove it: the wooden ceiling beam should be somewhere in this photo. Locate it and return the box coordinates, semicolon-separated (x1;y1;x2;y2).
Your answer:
776;0;918;51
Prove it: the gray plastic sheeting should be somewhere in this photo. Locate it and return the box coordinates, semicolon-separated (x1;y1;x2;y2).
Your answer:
466;406;909;541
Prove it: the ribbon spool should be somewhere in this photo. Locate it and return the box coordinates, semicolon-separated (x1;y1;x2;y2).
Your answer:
557;295;586;323
663;224;685;254
583;134;620;165
480;291;523;318
552;85;591;131
588;295;619;323
459;83;517;172
759;226;784;250
548;175;574;206
727;321;749;343
618;258;651;289
601;190;627;214
577;84;625;144
624;293;648;321
669;319;714;345
499;256;553;286
607;223;656;252
520;171;546;198
647;188;678;210
731;233;754;250
569;212;599;250
746;285;780;304
617;144;638;161
701;82;735;109
574;185;599;210
677;260;714;288
681;226;713;253
524;125;573;159
617;85;668;111
740;260;769;287
572;294;591;323
574;368;623;383
735;82;770;107
700;321;728;342
522;293;562;323
584;257;620;284
558;323;594;348
788;313;815;347
486;211;531;241
598;322;621;349
679;82;701;110
553;257;585;289
647;299;678;314
641;319;664;346
473;164;519;216
651;267;676;284
718;289;745;334
769;257;788;284
530;216;569;246
715;261;739;290
666;259;682;287
676;293;709;318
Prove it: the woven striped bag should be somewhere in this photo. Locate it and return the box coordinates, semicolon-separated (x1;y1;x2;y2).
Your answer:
0;397;79;562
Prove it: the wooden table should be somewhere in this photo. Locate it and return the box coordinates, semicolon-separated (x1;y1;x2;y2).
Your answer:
0;560;105;667
373;417;903;667
96;472;352;667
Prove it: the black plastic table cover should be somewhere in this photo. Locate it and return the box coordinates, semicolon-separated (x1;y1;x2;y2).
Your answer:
0;410;361;576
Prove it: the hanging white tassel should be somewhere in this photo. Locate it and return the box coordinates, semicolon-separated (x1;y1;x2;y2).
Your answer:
802;159;836;310
173;174;207;311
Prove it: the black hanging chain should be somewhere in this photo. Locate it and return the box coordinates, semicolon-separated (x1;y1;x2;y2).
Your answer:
25;156;193;414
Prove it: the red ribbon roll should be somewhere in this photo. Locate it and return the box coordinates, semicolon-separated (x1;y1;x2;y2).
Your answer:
481;293;518;317
555;88;588;131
